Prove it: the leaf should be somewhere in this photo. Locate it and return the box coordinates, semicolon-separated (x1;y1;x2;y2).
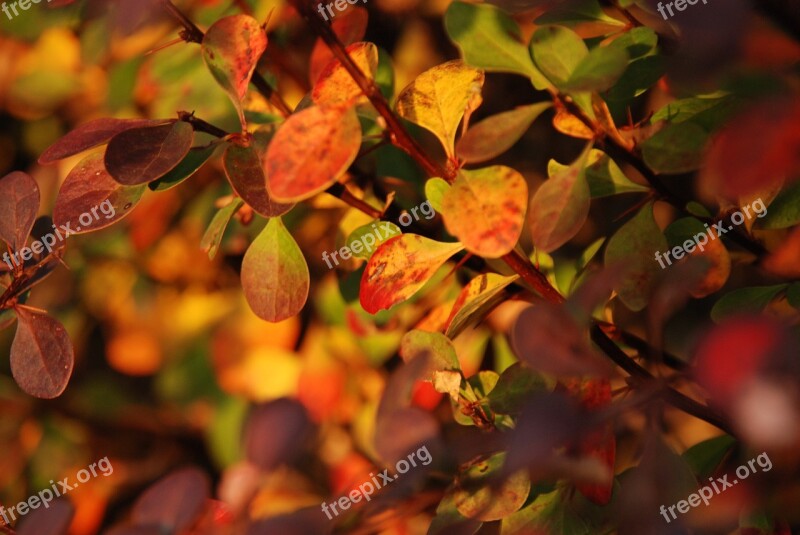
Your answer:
664;218;730;298
149;143;219;192
309;6;369;84
535;0;627;28
758;180;800;229
561;45;629;93
132;467;210;532
710;285;788;322
603;202;668;311
682;435;736;479
641;121;709;174
552;109;594;139
265;105;361;203
53;152;146;234
10;308;74;399
312;42;378;106
396;60;485;157
451;452;530;521
241;218;309;322
425;177;450;214
444;1;549;89
400;330;461;380
224;141;294;217
16;499;74;535
530;25;588;88
0;171;40;251
105;121;195;185
604;55;665;102
244;398;312;470
201;15;268;129
456;103;552;163
529;147;591;253
201;198;244;260
359;234;464;314
583;149;648;197
445;273;520;338
38;117;168;164
442;166;527;258
488;362;547;415
608;27;658;59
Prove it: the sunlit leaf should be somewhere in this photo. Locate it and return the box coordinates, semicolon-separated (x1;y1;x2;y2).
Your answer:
201;15;268;129
425;177;450;214
201;198;244;260
0;171;40;251
396;60;485;157
457;103;552;163
345;221;401;260
360;234;464;314
53;152;146;234
149;143;219;191
224;141;294;217
132;467;210;532
530;25;588;88
241;218;309;322
312;42;378;106
445;273;520;338
105;121;194;185
10;307;74;399
552;109;594;139
265;105;361;202
451;452;530;521
309;6;368;84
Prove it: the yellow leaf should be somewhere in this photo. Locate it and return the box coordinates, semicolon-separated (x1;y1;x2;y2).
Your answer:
312;42;378;107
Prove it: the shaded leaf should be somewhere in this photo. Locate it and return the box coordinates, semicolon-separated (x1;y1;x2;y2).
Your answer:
445;273;520;338
642;121;709;174
396;61;485;157
201;15;268;129
53;152;146;234
105;121;194;185
16;499;74;535
201;198;244;260
265;105;361;202
530;25;588;88
757;179;800;229
0;171;40;251
457;103;552;163
149;143;219;192
244;398;312;470
562;45;629;92
682;435;736;479
38;117;168;165
241;218;309;322
400;330;461;381
10;308;74;399
360;234;464;314
224;141;294;217
132;467;210;532
488;362;547;415
451;452;530;521
535;0;627;28
710;285;787;322
582;149;648;197
312;42;378;106
442;166;527;257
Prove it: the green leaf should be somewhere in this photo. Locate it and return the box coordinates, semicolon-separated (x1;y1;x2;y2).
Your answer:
400;330;461;376
445;273;520;338
604;202;668;311
607;27;658;59
641;121;709;174
241;218;310;322
651;95;731;124
530;26;588;88
562;45;629;93
445;1;549;89
682;435;736;479
710;284;788;322
200;198;244;260
456;103;552;163
488;363;546;415
346;221;402;260
149;143;219;192
787;282;800;309
604;55;665;101
451;452;531;521
584;149;648;197
535;0;627;28
758;180;800;229
425;177;451;214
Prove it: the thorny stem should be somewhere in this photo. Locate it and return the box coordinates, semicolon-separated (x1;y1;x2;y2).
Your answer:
292;0;734;435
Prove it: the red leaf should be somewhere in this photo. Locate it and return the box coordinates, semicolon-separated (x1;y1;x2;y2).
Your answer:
105;121;194;186
132;467;210;532
16;499;74;535
223;140;294;217
309;7;369;84
10;308;74;399
244;398;313;471
0;171;40;251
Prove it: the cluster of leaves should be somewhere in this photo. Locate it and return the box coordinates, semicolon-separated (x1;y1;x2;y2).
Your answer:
2;0;800;533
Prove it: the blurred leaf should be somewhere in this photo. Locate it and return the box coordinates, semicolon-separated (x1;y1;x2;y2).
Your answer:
201;198;244;260
53;152;145;234
682;435;736;479
11;308;74;399
105;121;194;185
400;330;461;380
641;121;709;174
360;234;464;314
244;398;312;471
710;285;788;322
445;273;519;338
758;180;800;229
0;171;40;251
241;218;309;322
428;493;483;535
457;103;552;163
530;26;588;88
201;15;268;129
488;362;547;415
309;7;368;84
224;141;294;217
132;467;210;532
375;405;441;466
535;0;627;27
396;61;484;157
442;165;527;257
451;452;530;521
312;42;378;106
788;282;800;309
16;499;74;535
149;143;219;192
265;105;361;202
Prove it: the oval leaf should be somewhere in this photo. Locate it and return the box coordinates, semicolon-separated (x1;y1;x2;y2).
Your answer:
360;234;464;314
530;25;588;88
11;308;74;399
451;452;530;522
53;152;146;234
457;103;551;163
561;45;629;92
309;6;369;84
265;105;361;203
442;166;527;258
445;273;520;338
0;171;40;251
149;143;219;192
244;398;313;470
241;218;309;322
105;121;194;186
396;60;485;157
312;41;378;106
224;141;294;217
132;467;210;532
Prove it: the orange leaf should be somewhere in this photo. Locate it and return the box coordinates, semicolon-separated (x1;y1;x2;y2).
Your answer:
312;42;378;107
309;7;368;84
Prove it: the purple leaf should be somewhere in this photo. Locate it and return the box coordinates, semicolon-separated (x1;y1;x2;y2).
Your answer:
0;172;40;251
10;308;74;399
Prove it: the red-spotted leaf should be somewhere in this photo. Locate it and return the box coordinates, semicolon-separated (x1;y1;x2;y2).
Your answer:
241;218;309;322
360;234;464;314
105;121;194;185
265;105;361;202
529;147;591;253
456;103;552;163
53;152;146;234
132;467;210;532
442;166;527;258
201;15;268;130
38;118;169;164
450;452;530;521
223;141;294;217
0;171;40;251
309;6;368;84
10;308;74;399
312;42;378;106
444;273;519;338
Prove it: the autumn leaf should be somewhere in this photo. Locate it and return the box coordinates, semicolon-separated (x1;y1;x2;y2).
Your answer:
400;330;461;381
149;143;219;192
10;307;74;399
132;468;210;533
530;25;588;88
456;103;552;163
265;105;362;203
360;234;464;314
309;6;368;84
223;140;294;217
201;198;244;260
450;452;530;521
0;171;40;251
241;218;309;322
105;121;194;186
312;42;378;106
396;60;485;157
444;273;519;338
201;15;268;130
53;152;146;234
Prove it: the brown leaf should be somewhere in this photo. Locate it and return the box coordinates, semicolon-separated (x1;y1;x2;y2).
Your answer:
10;308;74;399
105;121;194;186
16;499;74;535
223;141;294;217
244;398;313;471
132;468;210;532
0;171;40;251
